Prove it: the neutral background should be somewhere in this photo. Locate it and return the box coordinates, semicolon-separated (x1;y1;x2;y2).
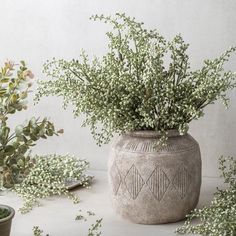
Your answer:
0;0;236;177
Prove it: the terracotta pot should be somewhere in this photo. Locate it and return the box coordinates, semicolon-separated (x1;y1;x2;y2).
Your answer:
0;205;15;236
108;130;202;224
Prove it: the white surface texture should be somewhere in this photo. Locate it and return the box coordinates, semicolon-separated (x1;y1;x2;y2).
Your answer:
0;170;225;236
0;0;236;176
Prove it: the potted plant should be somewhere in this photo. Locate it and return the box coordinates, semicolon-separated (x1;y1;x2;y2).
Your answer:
0;204;15;236
36;13;236;224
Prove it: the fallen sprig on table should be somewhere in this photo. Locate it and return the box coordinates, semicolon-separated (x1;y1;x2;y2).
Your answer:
176;156;236;236
14;154;91;213
33;210;102;236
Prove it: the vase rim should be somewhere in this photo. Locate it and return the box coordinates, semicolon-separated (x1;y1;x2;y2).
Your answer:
126;129;182;138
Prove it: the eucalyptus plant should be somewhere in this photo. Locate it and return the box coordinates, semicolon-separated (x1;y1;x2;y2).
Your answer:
36;13;236;145
176;156;236;236
0;61;62;188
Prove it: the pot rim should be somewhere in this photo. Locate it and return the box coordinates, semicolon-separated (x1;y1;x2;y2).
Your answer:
126;129;183;138
0;204;15;223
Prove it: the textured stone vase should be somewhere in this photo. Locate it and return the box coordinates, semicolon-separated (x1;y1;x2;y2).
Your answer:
108;130;202;224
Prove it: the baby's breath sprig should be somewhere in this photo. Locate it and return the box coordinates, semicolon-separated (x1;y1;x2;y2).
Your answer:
33;210;102;236
176;156;236;236
36;13;236;146
33;226;49;236
87;218;103;236
14;154;90;214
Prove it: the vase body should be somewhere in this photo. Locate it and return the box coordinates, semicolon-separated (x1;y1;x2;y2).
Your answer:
108;130;201;224
0;205;15;236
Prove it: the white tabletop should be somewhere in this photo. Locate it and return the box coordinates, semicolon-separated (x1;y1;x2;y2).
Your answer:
1;170;224;236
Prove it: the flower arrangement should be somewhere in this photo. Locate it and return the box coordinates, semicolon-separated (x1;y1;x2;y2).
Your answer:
36;13;236;146
36;14;236;146
176;156;236;235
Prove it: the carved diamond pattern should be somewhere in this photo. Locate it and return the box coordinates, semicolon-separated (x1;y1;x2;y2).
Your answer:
173;165;191;199
110;162;122;195
124;165;144;199
146;166;170;201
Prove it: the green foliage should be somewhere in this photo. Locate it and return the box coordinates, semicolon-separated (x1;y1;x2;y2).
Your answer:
0;61;61;188
33;226;49;236
87;211;96;216
36;13;236;145
75;210;96;221
14;154;90;214
75;210;103;236
87;218;102;236
0;208;10;219
176;156;236;236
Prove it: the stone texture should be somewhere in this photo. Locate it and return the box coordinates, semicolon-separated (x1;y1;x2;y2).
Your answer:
108;130;202;224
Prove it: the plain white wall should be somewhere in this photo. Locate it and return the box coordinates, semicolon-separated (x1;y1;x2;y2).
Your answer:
0;0;236;177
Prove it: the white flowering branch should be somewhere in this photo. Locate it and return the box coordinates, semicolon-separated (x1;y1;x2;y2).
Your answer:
176;156;236;235
36;13;236;146
14;154;90;213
